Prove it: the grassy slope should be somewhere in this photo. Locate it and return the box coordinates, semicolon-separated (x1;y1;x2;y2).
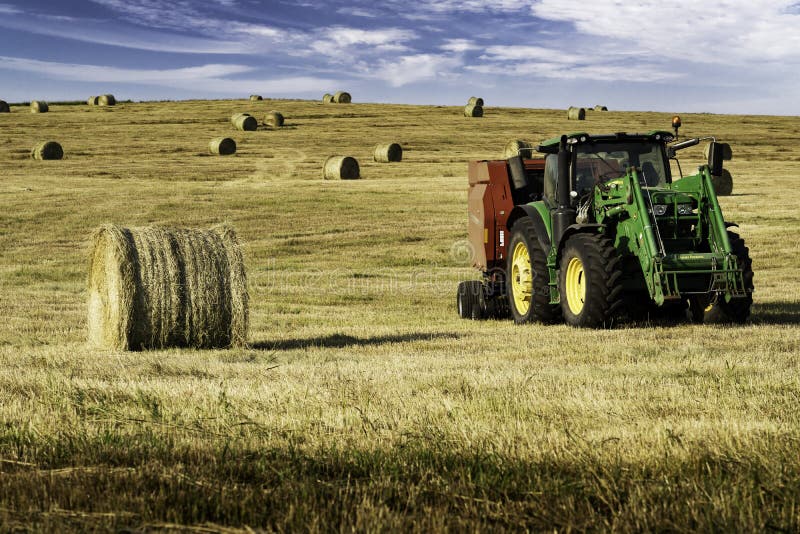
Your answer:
0;100;799;532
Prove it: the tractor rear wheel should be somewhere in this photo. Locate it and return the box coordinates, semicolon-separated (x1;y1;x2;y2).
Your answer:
558;233;623;328
704;231;753;323
507;218;559;324
457;280;485;320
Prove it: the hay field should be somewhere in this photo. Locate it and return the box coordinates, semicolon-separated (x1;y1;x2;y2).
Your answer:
0;99;799;531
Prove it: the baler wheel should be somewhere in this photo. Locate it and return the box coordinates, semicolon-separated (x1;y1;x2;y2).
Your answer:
457;280;485;320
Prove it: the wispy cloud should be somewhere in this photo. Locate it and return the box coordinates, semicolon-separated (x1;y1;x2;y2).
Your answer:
0;3;20;14
366;53;462;87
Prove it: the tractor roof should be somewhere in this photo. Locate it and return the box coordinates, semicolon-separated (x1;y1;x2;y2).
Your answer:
537;130;675;154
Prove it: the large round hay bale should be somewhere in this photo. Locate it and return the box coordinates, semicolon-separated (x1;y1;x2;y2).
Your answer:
230;112;251;126
209;137;236;156
503;139;534;159
333;91;351;104
703;142;733;161
464;104;483;118
264;110;284;127
87;96;98;106
593;105;608;111
567;106;586;120
323;93;334;104
373;143;402;163
98;94;116;106
0;100;9;113
323;156;360;179
711;169;733;196
250;95;263;101
30;101;49;113
233;114;258;131
468;96;484;106
87;224;249;350
31;141;63;160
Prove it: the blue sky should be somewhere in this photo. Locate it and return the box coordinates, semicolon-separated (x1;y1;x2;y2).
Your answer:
1;0;799;115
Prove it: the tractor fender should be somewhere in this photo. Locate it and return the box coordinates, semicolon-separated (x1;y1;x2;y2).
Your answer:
507;205;551;252
556;224;606;263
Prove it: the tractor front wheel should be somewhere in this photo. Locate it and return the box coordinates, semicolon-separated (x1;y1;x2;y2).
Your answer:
704;232;753;323
558;233;623;328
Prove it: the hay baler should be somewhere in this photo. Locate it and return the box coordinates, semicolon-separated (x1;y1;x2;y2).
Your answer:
457;130;753;327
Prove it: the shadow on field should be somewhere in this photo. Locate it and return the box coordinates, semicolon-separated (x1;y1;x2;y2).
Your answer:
251;332;462;351
751;301;800;325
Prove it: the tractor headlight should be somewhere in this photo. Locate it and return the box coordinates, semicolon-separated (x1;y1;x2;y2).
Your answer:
653;204;668;216
677;203;694;215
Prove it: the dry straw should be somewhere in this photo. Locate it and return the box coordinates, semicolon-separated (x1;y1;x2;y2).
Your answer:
0;100;9;113
322;93;334;104
567;106;586;120
87;224;249;350
594;105;608;111
468;96;484;106
98;94;116;106
503;139;534;159
250;95;263;101
30;101;49;113
711;169;733;196
209;137;236;156
333;91;351;104
234;114;258;131
323;156;360;179
703;142;733;161
31;141;63;160
464;104;483;118
264;111;284;127
373;143;403;163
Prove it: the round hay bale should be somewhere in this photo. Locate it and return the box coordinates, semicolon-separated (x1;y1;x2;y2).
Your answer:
567;106;586;120
250;95;263;101
711;169;733;196
209;137;236;156
264;110;284;128
594;105;608;111
323;156;360;180
0;100;9;113
373;143;402;163
333;91;351;104
98;94;116;106
233;114;258;131
703;142;733;161
87;96;98;106
322;93;334;104
502;139;534;159
31;141;63;160
464;104;483;118
468;96;484;106
230;112;251;126
87;224;249;350
30;101;49;113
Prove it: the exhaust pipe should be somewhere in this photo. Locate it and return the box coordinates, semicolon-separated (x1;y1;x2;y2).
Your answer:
552;136;576;247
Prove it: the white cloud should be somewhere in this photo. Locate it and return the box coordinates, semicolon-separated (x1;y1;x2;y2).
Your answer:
310;26;418;55
0;3;20;14
368;53;462;86
440;39;481;53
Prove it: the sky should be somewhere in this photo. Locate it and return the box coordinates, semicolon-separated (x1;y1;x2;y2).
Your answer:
0;0;799;115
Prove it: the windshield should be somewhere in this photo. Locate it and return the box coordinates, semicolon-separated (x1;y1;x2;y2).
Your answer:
574;141;669;194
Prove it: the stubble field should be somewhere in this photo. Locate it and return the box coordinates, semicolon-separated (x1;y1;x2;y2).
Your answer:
0;98;799;532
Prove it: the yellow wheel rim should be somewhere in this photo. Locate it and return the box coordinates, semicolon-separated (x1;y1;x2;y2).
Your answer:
511;242;532;315
565;257;586;315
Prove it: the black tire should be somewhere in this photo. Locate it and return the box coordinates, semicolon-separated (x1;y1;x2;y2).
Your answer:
457;280;485;320
558;233;623;328
507;218;559;324
704;232;753;323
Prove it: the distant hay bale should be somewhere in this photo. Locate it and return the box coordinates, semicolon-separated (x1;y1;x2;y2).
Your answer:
323;93;334;104
30;101;49;113
711;169;733;196
250;95;263;101
264;110;284;127
230;112;251;126
31;141;63;160
209;137;236;156
98;94;116;106
87;224;249;351
503;139;534;159
323;156;360;179
593;105;608;111
333;91;351;104
464;104;483;118
373;143;402;163
468;96;484;107
703;142;733;161
567;106;586;120
0;100;9;113
233;114;258;131
87;96;98;106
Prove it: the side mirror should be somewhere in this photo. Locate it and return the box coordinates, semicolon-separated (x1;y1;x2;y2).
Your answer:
707;142;725;176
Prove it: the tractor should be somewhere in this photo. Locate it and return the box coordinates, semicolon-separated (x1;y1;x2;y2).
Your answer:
456;128;753;327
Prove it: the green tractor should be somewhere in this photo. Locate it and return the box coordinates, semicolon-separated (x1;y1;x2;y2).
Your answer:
458;129;752;327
